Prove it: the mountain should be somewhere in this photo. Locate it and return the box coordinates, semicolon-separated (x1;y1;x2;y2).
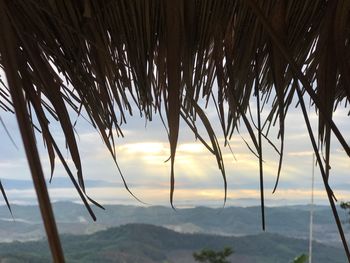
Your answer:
0;224;346;263
0;202;347;246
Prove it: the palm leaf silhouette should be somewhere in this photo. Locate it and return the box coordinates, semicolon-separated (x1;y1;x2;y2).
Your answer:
0;1;349;262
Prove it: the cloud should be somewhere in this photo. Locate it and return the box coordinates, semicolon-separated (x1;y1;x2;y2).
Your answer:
178;143;206;153
118;142;167;155
0;159;23;169
0;88;349;207
287;151;314;157
3;185;350;208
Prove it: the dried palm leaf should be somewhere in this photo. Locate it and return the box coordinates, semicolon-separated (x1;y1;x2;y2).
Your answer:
0;1;349;262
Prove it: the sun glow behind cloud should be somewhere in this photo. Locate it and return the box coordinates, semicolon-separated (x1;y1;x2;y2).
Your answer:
118;142;166;154
0;94;349;207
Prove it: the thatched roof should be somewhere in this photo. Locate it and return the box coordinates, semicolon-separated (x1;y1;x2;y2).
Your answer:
0;0;349;262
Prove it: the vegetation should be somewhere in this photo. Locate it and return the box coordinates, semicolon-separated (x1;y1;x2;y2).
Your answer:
192;249;307;263
193;247;233;263
0;224;344;263
292;254;308;263
0;203;342;244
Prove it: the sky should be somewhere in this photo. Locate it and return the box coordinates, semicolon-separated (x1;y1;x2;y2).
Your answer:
0;74;349;208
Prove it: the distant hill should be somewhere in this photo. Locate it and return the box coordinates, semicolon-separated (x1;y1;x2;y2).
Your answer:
0;223;346;263
0;202;347;246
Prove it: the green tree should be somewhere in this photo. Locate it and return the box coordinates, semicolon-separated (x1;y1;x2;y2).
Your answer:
292;254;308;263
193;247;233;263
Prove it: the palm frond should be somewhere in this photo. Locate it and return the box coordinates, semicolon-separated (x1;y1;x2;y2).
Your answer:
0;1;349;262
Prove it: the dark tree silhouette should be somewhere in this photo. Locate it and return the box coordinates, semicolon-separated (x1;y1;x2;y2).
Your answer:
193;247;233;263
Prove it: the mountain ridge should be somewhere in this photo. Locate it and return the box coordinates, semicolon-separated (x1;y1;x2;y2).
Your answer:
0;202;347;246
0;223;346;263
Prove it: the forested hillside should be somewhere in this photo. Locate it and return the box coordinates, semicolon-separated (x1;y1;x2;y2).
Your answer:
0;224;346;263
